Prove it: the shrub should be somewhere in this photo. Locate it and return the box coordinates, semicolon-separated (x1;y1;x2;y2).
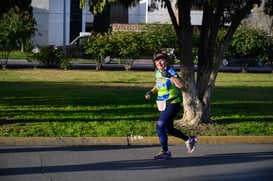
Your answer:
28;45;66;68
142;24;177;54
228;26;273;64
85;24;178;69
86;25;273;66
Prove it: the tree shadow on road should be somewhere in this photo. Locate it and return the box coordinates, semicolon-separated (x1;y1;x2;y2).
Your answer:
1;146;272;178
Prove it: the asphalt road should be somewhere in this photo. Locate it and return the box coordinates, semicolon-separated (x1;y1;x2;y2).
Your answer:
4;59;273;73
0;144;273;181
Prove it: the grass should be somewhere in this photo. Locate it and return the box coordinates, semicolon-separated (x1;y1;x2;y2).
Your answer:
4;50;30;59
5;50;126;64
0;70;272;137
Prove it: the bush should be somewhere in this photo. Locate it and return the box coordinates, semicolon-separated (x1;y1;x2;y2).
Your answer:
142;24;177;54
27;45;67;68
228;27;273;64
86;25;273;66
85;32;114;70
0;42;12;69
85;24;178;69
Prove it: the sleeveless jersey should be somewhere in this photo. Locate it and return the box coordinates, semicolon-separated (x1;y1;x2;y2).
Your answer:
155;67;181;104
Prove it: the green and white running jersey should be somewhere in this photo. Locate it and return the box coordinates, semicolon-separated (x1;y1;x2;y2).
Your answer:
155;67;181;104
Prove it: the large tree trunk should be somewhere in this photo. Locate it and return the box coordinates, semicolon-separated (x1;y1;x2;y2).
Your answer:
179;24;206;125
178;67;216;126
180;81;204;126
167;0;260;126
177;65;217;126
175;0;205;126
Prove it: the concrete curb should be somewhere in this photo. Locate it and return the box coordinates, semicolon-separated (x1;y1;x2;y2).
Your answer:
0;136;273;146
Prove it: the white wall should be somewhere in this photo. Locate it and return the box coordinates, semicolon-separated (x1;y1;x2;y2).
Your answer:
128;0;203;25
32;0;70;46
31;0;202;47
147;0;172;24
48;0;70;46
129;0;147;24
31;0;50;46
81;3;94;32
191;10;203;25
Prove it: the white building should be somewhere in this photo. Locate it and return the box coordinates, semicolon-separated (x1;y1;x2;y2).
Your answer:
31;0;203;47
129;0;203;25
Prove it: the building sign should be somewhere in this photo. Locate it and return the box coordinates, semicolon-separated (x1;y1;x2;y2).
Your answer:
112;23;143;32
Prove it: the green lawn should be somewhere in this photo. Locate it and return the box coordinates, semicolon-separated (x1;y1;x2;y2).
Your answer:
0;70;272;137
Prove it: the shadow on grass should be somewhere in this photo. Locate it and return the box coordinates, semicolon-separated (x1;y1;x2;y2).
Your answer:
1;82;272;128
0;82;150;106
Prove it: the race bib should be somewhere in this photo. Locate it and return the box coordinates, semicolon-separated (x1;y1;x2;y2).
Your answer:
156;100;166;111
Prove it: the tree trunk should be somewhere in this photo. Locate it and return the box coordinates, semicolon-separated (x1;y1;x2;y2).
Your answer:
170;0;259;126
20;39;24;52
174;0;204;126
180;82;204;126
177;67;218;126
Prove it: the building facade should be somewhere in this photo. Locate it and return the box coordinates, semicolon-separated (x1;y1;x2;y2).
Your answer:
30;0;203;47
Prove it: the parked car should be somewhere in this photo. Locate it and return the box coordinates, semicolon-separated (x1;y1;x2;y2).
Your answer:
55;32;91;59
222;56;264;67
55;32;111;63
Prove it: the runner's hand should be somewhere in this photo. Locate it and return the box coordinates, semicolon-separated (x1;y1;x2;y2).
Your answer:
145;91;152;100
161;70;171;78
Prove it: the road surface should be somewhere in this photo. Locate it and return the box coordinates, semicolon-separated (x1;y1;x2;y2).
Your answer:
4;59;273;73
0;144;272;181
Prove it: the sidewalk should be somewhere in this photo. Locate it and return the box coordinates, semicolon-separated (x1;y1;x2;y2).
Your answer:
1;136;273;146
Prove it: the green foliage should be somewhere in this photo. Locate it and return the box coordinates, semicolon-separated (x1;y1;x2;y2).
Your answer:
86;32;113;59
1;50;29;59
86;31;145;59
213;27;273;64
263;38;273;64
0;43;12;69
0;8;21;45
27;46;66;68
86;24;177;63
0;6;36;51
112;31;145;59
142;24;177;53
85;32;113;70
86;31;147;70
229;26;273;64
86;25;273;65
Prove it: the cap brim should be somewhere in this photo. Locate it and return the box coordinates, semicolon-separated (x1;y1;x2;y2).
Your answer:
154;55;167;61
